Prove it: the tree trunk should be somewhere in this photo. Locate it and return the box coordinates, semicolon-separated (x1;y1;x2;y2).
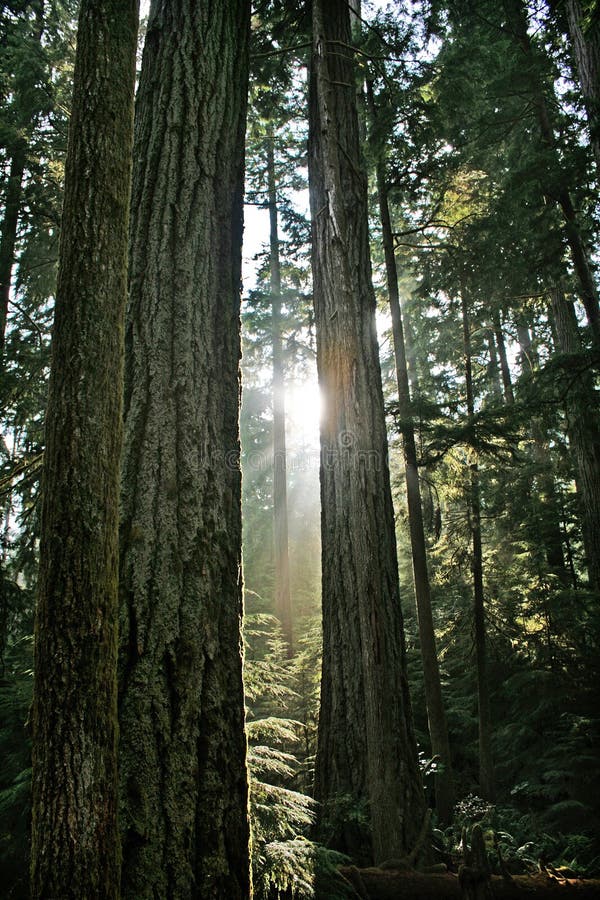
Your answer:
564;0;600;171
549;285;600;593
309;0;427;865
515;325;569;585
492;310;515;405
118;2;252;897
0;144;26;360
505;0;600;346
486;330;503;401
30;2;138;897
368;82;454;826
461;292;495;801
267;131;293;655
0;0;46;365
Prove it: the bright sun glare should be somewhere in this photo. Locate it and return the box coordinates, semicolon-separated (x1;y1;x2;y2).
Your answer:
286;378;322;446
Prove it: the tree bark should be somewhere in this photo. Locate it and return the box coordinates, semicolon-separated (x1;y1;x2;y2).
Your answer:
515;326;570;585
309;0;427;865
267;131;293;655
492;310;515;405
549;285;600;593
367;81;455;826
118;2;252;897
564;0;600;171
0;144;26;360
30;2;138;897
461;291;495;801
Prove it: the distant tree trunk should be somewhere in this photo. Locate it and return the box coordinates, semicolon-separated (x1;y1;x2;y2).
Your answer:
515;325;569;585
461;291;495;801
30;2;138;897
0;0;45;363
0;144;26;360
492;310;515;405
505;0;600;346
516;323;535;373
367;82;454;826
118;2;252;897
564;0;600;170
309;0;427;865
267;131;293;655
549;285;600;593
486;330;503;400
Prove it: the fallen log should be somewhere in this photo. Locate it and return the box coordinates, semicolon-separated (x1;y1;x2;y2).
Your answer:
335;869;600;900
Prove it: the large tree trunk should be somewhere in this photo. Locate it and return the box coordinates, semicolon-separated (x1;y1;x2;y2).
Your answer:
564;0;600;170
368;82;454;826
118;2;252;897
30;2;138;897
549;285;600;593
267;131;293;655
309;0;427;865
461;292;495;801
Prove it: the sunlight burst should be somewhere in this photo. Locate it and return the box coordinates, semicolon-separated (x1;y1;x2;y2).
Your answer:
285;379;322;445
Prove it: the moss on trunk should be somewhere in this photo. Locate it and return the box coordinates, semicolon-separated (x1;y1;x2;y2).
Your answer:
118;2;252;897
30;2;139;897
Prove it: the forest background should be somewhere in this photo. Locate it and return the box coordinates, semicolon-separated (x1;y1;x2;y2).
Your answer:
1;0;599;897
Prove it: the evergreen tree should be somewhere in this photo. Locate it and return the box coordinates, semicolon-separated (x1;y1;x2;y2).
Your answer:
553;0;600;170
118;1;252;895
268;128;294;655
30;1;138;896
309;0;427;864
367;73;455;826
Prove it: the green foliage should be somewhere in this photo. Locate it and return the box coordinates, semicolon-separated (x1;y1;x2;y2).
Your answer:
0;637;32;898
245;614;345;899
446;794;600;876
0;0;598;890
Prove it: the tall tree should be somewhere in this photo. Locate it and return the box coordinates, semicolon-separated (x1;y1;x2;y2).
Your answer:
549;285;600;592
29;1;138;896
309;0;427;864
267;128;293;654
503;0;600;346
118;1;252;896
367;80;455;825
461;287;495;801
557;0;600;170
0;0;43;360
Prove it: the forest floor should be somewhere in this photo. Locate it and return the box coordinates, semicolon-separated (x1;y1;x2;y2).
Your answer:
338;867;600;899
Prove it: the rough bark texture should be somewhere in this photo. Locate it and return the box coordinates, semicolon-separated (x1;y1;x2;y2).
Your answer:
461;292;495;801
309;0;427;865
368;82;454;826
549;285;600;593
118;2;252;897
30;2;138;897
268;133;293;655
564;0;600;170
